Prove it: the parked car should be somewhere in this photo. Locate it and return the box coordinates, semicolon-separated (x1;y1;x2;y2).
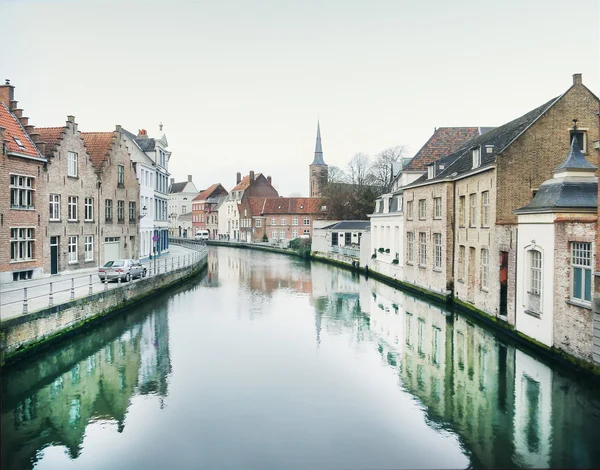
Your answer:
98;259;146;282
195;230;209;240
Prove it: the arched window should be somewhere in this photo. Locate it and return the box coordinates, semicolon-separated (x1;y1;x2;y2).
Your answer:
527;249;542;314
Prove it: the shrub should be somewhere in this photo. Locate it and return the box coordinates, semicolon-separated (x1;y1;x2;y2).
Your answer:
385;248;390;253
371;254;376;259
262;233;268;242
392;258;399;265
378;247;384;253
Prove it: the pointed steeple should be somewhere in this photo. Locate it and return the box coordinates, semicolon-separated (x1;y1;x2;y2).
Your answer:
553;131;596;177
312;120;325;165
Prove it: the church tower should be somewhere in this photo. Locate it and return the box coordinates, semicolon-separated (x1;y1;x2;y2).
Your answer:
309;121;328;198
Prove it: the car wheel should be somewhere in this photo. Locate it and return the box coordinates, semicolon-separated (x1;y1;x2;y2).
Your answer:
142;269;147;278
125;273;131;282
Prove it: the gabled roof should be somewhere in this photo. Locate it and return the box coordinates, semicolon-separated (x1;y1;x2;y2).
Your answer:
81;132;114;170
193;183;228;201
403;127;483;171
122;127;157;152
232;173;264;192
35;126;64;155
247;197;324;215
0;102;45;160
169;182;188;193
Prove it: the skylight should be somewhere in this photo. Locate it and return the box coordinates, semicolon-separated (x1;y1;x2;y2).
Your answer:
13;136;25;149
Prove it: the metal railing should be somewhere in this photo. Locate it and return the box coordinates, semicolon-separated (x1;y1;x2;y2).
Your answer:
331;245;361;257
1;244;207;318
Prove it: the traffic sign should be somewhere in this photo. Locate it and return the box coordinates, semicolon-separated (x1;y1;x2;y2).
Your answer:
152;235;159;242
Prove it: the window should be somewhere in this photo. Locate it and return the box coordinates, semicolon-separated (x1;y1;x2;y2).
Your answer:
527;250;542;314
570;130;587;153
434;197;442;219
407;232;414;263
458;245;466;281
418;199;426;219
117;165;125;186
49;194;60;220
304;217;310;226
303;229;310;235
419;232;427;266
129;202;136;221
459;196;466;227
68;236;78;263
271;217;277;225
481;191;490;226
292;229;298;238
280;230;286;239
481;248;489;289
571;242;592;304
434;233;442;269
84;197;93;221
181;205;186;214
255;219;261;227
68;196;78;221
427;165;435;179
67;151;78;177
281;217;286;225
117;201;125;221
472;147;481;168
292;217;298;226
272;230;278;239
105;199;113;221
469;193;477;226
406;200;414;219
10;175;34;209
10;228;34;261
84;236;94;261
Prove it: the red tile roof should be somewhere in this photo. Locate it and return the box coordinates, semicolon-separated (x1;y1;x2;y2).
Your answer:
0;102;44;159
247;197;324;216
81;132;114;170
193;183;228;201
231;173;264;192
404;127;480;171
35;127;64;155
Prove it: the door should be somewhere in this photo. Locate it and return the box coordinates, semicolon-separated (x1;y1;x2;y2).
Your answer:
104;237;121;261
50;236;59;274
499;251;509;317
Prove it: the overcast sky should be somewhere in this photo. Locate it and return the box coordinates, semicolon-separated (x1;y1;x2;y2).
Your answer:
2;0;598;196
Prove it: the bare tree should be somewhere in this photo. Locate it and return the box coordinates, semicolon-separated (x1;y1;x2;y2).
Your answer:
347;153;373;187
370;145;409;193
327;165;348;184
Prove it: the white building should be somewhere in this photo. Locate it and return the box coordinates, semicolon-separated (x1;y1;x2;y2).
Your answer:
168;175;199;237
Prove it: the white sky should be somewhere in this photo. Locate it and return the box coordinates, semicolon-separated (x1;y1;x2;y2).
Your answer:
2;0;598;196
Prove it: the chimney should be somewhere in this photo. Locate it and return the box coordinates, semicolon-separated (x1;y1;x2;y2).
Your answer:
236;172;241;184
573;73;582;85
267;175;272;185
187;174;192;182
18;116;29;127
0;79;15;107
67;115;77;132
25;125;35;135
12;108;23;118
67;115;75;123
137;129;148;138
115;124;121;133
170;177;175;185
249;170;255;183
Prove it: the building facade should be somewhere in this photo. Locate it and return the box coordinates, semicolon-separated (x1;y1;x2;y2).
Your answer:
168;175;199;237
192;183;228;239
309;121;328;198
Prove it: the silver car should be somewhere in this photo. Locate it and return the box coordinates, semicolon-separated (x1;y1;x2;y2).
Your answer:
98;259;146;282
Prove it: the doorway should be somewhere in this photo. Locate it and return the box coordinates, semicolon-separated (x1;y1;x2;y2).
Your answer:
499;251;509;317
50;236;59;274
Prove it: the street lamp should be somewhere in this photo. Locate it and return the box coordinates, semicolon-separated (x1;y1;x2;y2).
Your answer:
138;205;148;219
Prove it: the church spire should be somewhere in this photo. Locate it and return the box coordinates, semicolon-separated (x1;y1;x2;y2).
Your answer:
312;120;325;165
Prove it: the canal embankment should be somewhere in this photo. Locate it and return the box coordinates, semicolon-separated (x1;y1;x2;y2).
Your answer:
0;242;208;366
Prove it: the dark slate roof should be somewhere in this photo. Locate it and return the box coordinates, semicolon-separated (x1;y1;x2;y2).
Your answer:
312;121;326;165
406;95;562;188
122;127;157;152
169;182;188;193
324;221;371;231
515;177;598;213
554;134;597;172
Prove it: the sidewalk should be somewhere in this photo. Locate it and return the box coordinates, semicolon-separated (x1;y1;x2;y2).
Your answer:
0;244;201;321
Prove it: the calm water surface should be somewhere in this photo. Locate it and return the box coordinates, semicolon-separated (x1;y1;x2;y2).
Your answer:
3;247;600;469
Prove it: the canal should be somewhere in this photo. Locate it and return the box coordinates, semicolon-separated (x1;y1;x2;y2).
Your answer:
2;247;600;470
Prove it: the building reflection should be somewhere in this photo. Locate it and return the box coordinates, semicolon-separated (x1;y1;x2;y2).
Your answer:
313;263;600;469
1;303;172;470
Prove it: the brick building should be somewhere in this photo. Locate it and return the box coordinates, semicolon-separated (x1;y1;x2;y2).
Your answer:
239;196;325;243
0;81;48;282
309;121;328;198
81;127;140;264
35;116;101;274
192;183;228;239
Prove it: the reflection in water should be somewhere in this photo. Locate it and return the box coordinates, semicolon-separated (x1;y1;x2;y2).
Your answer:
2;247;600;469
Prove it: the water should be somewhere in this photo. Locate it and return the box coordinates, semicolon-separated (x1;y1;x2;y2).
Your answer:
3;247;600;470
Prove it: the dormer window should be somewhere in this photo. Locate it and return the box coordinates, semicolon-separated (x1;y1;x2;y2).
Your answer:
472;147;481;169
427;165;435;179
485;145;494;154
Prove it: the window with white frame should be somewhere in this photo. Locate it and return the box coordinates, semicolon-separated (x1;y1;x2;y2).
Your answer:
272;230;278;239
105;199;113;221
68;236;78;263
427;165;435;179
255;219;261;227
68;196;78;221
280;217;286;225
418;199;427;219
10;175;34;209
481;248;489;289
407;232;414;263
68;151;78;177
527;249;542;313
129;201;136;221
280;230;286;239
433;233;442;269
472;147;481;168
292;217;298;226
406;200;414;219
10;228;34;261
434;197;442;219
84;235;94;261
481;191;490;226
458;245;466;281
49;194;61;220
117;165;125;186
570;129;587;154
292;229;298;238
419;232;427;266
571;242;592;304
117;200;124;221
84;197;93;221
469;193;477;226
304;217;310;226
271;217;277;225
